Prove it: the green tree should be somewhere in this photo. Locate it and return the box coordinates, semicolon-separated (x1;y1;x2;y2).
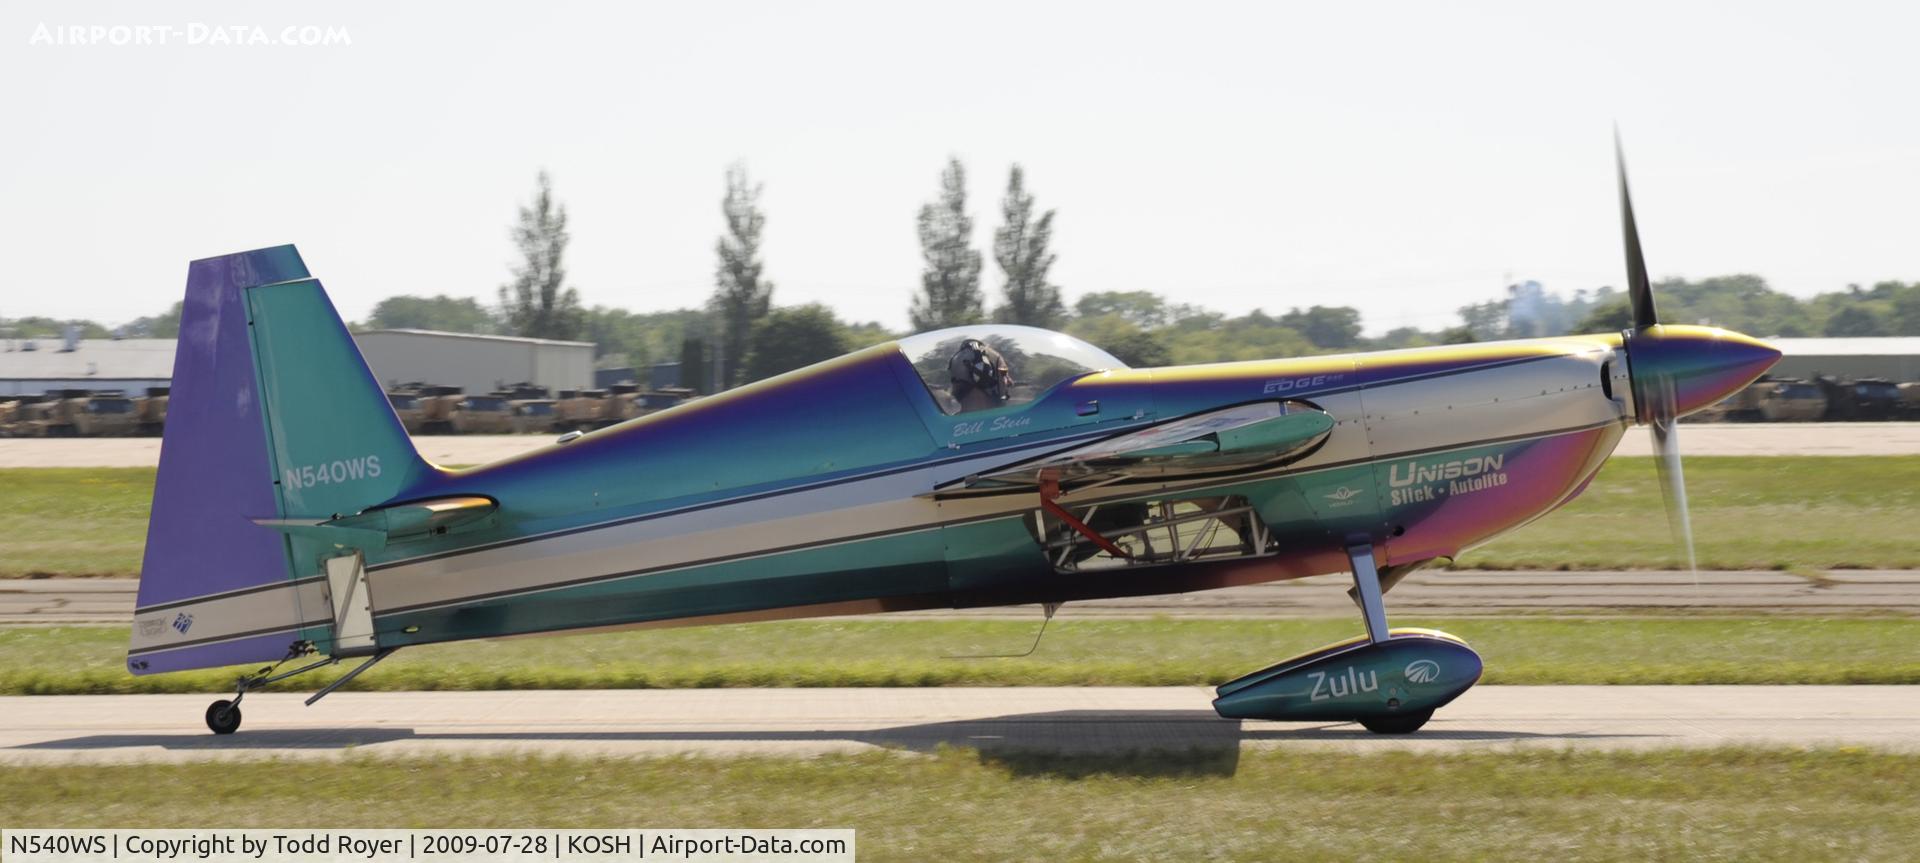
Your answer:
909;158;984;331
743;304;850;383
582;307;715;368
366;295;498;334
1065;313;1144;355
1652;275;1803;334
1576;299;1634;333
1064;313;1167;366
499;170;585;340
582;307;650;367
1159;310;1316;363
990;165;1065;328
1823;305;1889;337
1280;305;1362;350
838;320;897;350
1891;283;1920;335
119;302;184;338
712;163;774;388
1456;299;1509;341
1369;326;1435;350
1;317;108;339
1074;291;1169;328
1103;329;1171;367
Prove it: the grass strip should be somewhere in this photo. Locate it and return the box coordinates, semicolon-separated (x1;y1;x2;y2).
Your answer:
3;457;1918;578
6;617;1918;693
0;467;151;578
3;748;1916;861
1456;455;1920;570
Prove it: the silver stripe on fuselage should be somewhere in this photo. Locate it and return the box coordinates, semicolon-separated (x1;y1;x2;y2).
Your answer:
369;443;1055;614
366;424;1130;574
129;577;331;656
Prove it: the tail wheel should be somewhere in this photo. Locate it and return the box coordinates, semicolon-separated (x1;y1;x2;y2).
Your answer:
1359;709;1432;735
205;699;241;735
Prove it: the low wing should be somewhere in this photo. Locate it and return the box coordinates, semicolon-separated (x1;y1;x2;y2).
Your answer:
933;400;1333;497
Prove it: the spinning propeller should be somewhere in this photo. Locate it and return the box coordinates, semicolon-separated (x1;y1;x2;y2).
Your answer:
1613;133;1780;578
1613;133;1697;576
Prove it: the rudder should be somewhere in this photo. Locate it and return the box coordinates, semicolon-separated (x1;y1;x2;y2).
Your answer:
128;245;432;675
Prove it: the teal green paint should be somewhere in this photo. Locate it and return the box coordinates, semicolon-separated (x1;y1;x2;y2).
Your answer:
1213;634;1483;721
1216;410;1334;455
247;281;428;531
943;516;1048;592
1131;440;1216;458
246;280;438;653
362;347;947;576
377;528;950;645
1267;463;1383;539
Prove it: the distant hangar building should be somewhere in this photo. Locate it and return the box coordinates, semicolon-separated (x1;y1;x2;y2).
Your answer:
1767;337;1920;382
12;332;1910;399
0;335;174;397
1;329;596;398
353;330;595;395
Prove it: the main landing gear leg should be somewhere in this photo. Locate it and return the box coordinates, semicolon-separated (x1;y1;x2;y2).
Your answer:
1345;543;1431;734
1211;544;1483;734
1347;543;1390;646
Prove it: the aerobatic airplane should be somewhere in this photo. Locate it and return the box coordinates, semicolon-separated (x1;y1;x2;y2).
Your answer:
132;146;1779;735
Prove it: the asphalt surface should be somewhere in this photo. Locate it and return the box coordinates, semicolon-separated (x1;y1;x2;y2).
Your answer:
4;422;1919;468
9;571;1917;625
2;686;1914;763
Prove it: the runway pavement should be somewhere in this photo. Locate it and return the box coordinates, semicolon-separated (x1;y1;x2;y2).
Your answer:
1;686;1915;763
4;422;1918;467
8;570;1917;625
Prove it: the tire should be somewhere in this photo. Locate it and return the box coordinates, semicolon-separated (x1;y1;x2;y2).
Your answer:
205;699;241;735
1359;709;1432;735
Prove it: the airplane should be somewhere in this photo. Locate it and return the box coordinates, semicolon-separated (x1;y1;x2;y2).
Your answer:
130;145;1779;735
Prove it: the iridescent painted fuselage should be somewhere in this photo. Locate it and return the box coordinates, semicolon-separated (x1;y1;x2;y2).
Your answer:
310;326;1769;649
125;254;1777;673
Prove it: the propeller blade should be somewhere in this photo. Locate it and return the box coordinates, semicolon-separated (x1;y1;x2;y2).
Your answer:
1616;133;1705;582
1615;130;1658;330
1647;375;1698;582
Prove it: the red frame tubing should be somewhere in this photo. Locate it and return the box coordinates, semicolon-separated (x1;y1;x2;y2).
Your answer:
1039;476;1132;561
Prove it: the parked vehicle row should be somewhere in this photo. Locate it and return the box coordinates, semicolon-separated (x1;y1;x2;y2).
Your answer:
0;380;697;437
1695;375;1920;422
386;381;695;435
5;373;1909;437
0;387;167;437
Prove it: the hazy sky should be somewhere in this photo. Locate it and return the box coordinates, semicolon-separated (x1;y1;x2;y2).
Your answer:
3;1;1916;335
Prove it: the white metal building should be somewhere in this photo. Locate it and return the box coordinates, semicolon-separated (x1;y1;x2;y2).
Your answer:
1768;337;1920;382
1;329;595;398
0;337;175;397
353;329;594;394
9;331;1911;399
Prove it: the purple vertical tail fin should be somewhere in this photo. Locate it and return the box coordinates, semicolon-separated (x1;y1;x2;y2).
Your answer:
128;247;324;674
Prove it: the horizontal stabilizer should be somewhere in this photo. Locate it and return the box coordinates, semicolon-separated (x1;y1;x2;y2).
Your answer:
252;496;496;550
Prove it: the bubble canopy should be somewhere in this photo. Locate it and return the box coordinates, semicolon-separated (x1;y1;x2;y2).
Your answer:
897;325;1128;415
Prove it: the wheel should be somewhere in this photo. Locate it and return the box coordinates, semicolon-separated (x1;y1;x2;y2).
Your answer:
1359;709;1432;735
205;699;241;735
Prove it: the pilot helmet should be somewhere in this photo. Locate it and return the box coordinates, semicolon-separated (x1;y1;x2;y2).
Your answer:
949;338;1011;402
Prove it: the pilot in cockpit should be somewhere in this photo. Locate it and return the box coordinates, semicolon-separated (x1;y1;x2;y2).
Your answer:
948;338;1014;413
